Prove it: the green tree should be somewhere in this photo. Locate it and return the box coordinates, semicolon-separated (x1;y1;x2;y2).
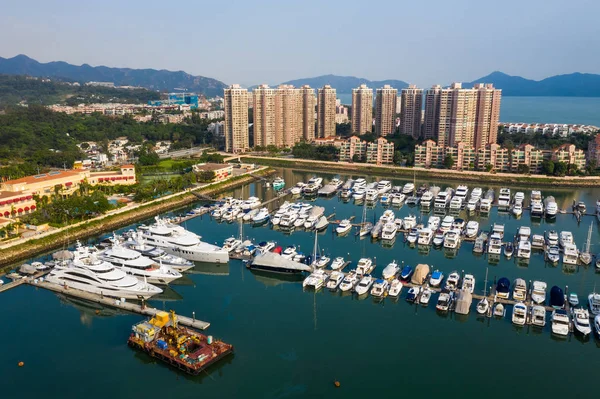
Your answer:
554;161;568;176
541;159;555;175
197;170;216;183
443;154;454;169
517;164;530;174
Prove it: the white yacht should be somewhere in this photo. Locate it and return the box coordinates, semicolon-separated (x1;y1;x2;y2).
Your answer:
545;246;561;264
531;281;547;304
279;212;298;229
462;274;475;294
47;257;162;299
339;270;359;292
572;308;592;337
545;196;558;217
303;214;319;230
513;191;525;204
588;292;600;315
512;302;527;326
391;193;406;206
420;287;433;305
290;182;306;195
352;188;366;201
443;229;461;249
498;188;511;207
466;198;479;212
532;234;545;249
439;216;453;232
531;306;546;327
465;221;479;238
455;185;469;200
432;230;446;247
436;290;454;312
420;191;434;207
241;196;261;211
417;228;434;246
402;215;417;230
380;209;395;224
98;241;182;284
388;279;403;297
402;182;415;195
518;226;531;242
303;269;327;290
382;261;400;280
551;309;570;336
307;176;323;187
546;230;559;246
330;257;346;271
355;275;374;296
377;180;392;194
336;219;352;235
487;233;503;255
434;191;451;209
470;187;482;200
530;190;542;205
326;271;344;290
492;223;505;239
406;229;418;245
562;243;579;265
445;271;460;291
353;178;367;189
516;240;531;259
427;216;441;231
370;279;389;298
512;279;527;301
356;258;374;275
141;217;229;263
512;202;523;217
380;222;398;241
479;198;492;213
530;202;544;218
151;253;194;272
281;245;297;259
365;189;379;202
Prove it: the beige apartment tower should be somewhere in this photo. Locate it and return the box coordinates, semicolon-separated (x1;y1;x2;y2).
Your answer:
351;84;373;135
375;85;398;136
474;83;502;149
317;85;337;138
253;84;276;147
274;85;302;147
223;84;249;153
299;85;316;142
400;84;423;138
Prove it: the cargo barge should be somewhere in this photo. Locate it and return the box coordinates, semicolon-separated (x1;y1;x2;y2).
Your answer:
128;311;233;376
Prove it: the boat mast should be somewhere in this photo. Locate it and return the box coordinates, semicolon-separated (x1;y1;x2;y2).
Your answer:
313;229;318;260
483;268;488;296
586;221;592;254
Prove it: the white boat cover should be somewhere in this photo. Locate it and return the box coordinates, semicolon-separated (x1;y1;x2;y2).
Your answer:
251;251;312;272
455;289;473;315
411;264;430;284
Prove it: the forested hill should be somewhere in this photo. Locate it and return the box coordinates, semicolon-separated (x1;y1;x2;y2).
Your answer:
0;74;160;107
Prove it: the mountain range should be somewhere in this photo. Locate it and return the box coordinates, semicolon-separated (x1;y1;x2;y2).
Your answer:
0;54;227;97
1;54;600;97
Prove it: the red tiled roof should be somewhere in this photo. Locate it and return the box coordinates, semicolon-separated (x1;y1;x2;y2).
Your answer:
3;170;81;185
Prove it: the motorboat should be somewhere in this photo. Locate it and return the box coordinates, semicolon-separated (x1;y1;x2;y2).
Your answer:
452;218;466;231
241;196;261;211
339;270;359;292
256;241;276;254
498;188;511;207
493;303;505;318
595;315;600;339
380;194;391;206
440;216;454;232
545;196;558;217
572;308;592;337
382;261;400;280
420;191;433;207
314;216;330;231
546;230;559;246
272;177;285;191
443;229;461;249
293;215;307;228
370;279;389;298
530;202;544;218
512;278;527;301
330;257;346;271
279;213;298;229
304;214;320;230
356;258;374;276
476;296;489;315
388;279;403;297
303;269;327;290
290;182;306;195
406;286;421;303
420;287;433;305
405;196;419;206
568;292;579;307
325;271;343;290
449;196;463;211
381;222;398;241
352;188;366;201
355;275;374;296
377;180;393;194
222;237;242;253
504;242;514;258
512;203;523;217
512;302;527;326
518;226;531;242
551;309;570;336
576;201;587;213
391;193;406;206
465;221;479;238
429;270;444;287
466;198;479;212
151;253;194;272
461;274;475;294
302;183;320;195
531;281;547;304
559;231;573;248
336;219;352;235
399;264;413;281
313;256;331;268
434;191;451;210
516;240;531;259
281;245;297;259
487;233;502;255
427;216;441;231
417;228;434;246
531;234;545;249
479;199;492;213
445;271;460;291
306;176;323;187
531;306;546;327
436;289;454;312
406;229;418;245
402;182;415;195
562;243;579;266
432;230;445;247
588;292;600;315
340;188;353;199
496;277;510;299
402;215;417;230
473;232;488;254
365;189;379;202
243;209;259;222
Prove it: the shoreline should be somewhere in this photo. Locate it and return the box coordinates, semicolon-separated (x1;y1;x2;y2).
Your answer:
241;156;600;188
0;168;275;269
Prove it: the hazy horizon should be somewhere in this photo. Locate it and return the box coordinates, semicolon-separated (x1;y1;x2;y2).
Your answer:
1;0;598;87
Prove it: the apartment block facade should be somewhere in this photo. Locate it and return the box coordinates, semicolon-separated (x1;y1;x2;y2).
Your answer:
375;85;397;136
351;84;373;135
300;85;316;142
339;136;394;165
317;85;337;138
587;134;600;167
223;84;249;153
400;85;423;138
253;84;276;147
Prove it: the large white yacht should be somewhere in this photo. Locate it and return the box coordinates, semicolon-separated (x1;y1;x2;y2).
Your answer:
47;252;162;299
434;191;451;210
516;240;531;259
487;233;503;255
366;189;379;202
140;217;229;263
498;188;511;207
381;222;398;241
401;182;415;195
559;231;574;248
417;228;434;246
420;191;434;207
551;309;570;336
455;185;469;201
443;229;461;249
562;243;579;265
377;180;392;194
97;240;182;284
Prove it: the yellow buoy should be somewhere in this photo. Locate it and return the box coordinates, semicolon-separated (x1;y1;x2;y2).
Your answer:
18;361;24;367
95;310;100;315
334;381;340;388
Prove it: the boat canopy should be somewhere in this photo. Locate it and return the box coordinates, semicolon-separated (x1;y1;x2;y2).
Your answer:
550;286;565;308
497;277;510;293
432;270;443;279
514;278;526;289
411;264;430;284
375;279;385;284
251;252;312;272
455;289;473;315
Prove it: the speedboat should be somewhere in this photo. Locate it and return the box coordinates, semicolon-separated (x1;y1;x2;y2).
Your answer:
381;223;398;241
339;270;359;292
512;203;523;217
546;230;559;246
388;279;403;297
303;269;327;290
588;292;600;315
476;296;489;315
406;286;421;303
465;221;479;238
313;256;331;268
545;246;560;264
382;261;400;280
399;264;413;281
595;315;600;339
356;258;374;275
516;240;531;259
370;279;389;298
436;289;454;312
493;303;505;318
551;309;570;336
512;278;527;301
568;293;579;307
406;229;418;245
572;308;592;337
281;245;297;259
402;182;415;195
429;270;444;287
504;242;514;258
496;277;510;299
445;271;460;291
420;287;432;305
440;216;454;232
326;271;344;290
355;275;374;296
512;302;527;326
432;230;445;247
336;219;352;235
443;229;461;249
462;274;475;294
330;257;346;271
531;281;547;304
531;306;546;327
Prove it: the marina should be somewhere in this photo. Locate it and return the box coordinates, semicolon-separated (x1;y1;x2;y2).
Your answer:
4;167;600;398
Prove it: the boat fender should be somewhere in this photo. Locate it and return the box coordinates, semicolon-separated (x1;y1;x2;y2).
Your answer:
18;361;24;367
334;381;341;388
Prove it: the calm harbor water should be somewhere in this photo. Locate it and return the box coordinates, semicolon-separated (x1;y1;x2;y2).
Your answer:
337;94;600;126
3;167;600;398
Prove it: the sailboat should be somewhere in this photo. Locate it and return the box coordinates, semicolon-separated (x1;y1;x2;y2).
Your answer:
580;222;593;265
311;230;330;268
357;199;373;237
476;268;490;315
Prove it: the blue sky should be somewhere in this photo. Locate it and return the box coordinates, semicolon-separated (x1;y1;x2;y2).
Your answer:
0;0;597;87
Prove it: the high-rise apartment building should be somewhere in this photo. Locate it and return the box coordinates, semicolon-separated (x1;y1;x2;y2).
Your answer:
317;85;337;138
400;84;423;138
423;83;501;148
351;84;373;135
253;84;276;147
274;85;301;147
223;84;249;153
375;85;398;136
300;85;316;142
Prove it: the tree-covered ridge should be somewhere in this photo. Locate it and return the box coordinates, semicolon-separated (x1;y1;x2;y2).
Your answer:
0;74;160;107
